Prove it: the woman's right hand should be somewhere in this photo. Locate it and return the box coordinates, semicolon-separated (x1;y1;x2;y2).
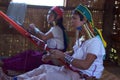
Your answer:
28;23;36;34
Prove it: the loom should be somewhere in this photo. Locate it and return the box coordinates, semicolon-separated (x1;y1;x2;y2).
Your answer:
0;11;50;51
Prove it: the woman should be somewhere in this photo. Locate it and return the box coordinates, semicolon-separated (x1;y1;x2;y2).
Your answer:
0;6;68;73
0;4;106;80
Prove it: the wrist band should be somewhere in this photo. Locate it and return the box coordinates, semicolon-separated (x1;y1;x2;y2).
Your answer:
64;54;74;64
34;27;40;34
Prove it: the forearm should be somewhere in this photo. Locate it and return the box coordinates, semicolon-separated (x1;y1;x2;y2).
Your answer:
50;50;92;69
36;32;46;41
34;27;45;39
65;53;96;70
29;23;46;40
71;59;90;70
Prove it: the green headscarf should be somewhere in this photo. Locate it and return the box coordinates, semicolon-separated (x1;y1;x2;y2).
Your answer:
75;4;107;47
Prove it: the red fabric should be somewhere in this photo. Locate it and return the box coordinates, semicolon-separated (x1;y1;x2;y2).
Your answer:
51;6;63;17
2;50;54;72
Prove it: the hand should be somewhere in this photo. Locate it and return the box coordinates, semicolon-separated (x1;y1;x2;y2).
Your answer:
28;23;36;34
50;50;65;59
42;52;51;63
29;23;35;28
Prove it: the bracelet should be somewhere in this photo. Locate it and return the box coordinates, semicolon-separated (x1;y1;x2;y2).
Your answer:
64;54;74;64
34;27;40;34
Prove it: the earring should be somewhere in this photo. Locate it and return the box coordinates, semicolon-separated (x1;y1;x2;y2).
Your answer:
53;21;56;26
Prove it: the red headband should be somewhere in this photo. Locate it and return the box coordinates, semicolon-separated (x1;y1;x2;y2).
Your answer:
51;6;63;17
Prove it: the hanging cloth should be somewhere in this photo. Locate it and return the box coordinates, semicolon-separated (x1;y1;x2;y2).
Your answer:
6;1;27;27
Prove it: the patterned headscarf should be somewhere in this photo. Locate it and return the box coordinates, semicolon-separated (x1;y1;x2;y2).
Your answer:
75;4;107;47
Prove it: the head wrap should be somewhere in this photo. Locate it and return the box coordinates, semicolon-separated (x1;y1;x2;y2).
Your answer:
75;4;107;47
50;6;63;17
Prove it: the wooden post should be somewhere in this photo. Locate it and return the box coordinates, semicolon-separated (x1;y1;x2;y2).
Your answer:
102;0;115;60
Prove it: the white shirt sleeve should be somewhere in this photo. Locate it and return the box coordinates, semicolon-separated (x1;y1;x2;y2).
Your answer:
47;26;64;50
86;37;105;57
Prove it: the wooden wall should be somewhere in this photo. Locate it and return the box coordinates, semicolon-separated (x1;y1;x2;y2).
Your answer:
103;0;120;65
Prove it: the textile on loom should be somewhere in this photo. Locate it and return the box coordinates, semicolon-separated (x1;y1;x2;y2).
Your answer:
6;1;27;27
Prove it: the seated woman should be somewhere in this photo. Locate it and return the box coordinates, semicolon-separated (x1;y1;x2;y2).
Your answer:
0;4;106;80
0;6;68;74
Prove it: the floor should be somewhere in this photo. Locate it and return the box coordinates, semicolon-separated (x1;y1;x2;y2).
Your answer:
1;56;120;79
104;60;120;79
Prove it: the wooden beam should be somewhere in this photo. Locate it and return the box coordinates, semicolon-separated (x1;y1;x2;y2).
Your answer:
102;0;115;60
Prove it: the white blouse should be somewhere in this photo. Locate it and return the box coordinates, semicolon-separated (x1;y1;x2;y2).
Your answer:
46;26;64;50
71;36;106;79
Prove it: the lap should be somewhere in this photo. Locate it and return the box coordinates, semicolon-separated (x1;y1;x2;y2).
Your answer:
17;64;81;80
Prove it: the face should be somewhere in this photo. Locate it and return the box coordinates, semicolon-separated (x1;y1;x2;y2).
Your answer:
71;13;85;29
47;10;55;23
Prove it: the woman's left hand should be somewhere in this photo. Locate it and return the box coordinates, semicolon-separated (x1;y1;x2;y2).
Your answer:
42;52;52;63
50;49;65;59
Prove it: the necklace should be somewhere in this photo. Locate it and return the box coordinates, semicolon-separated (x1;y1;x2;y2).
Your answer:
76;35;85;47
